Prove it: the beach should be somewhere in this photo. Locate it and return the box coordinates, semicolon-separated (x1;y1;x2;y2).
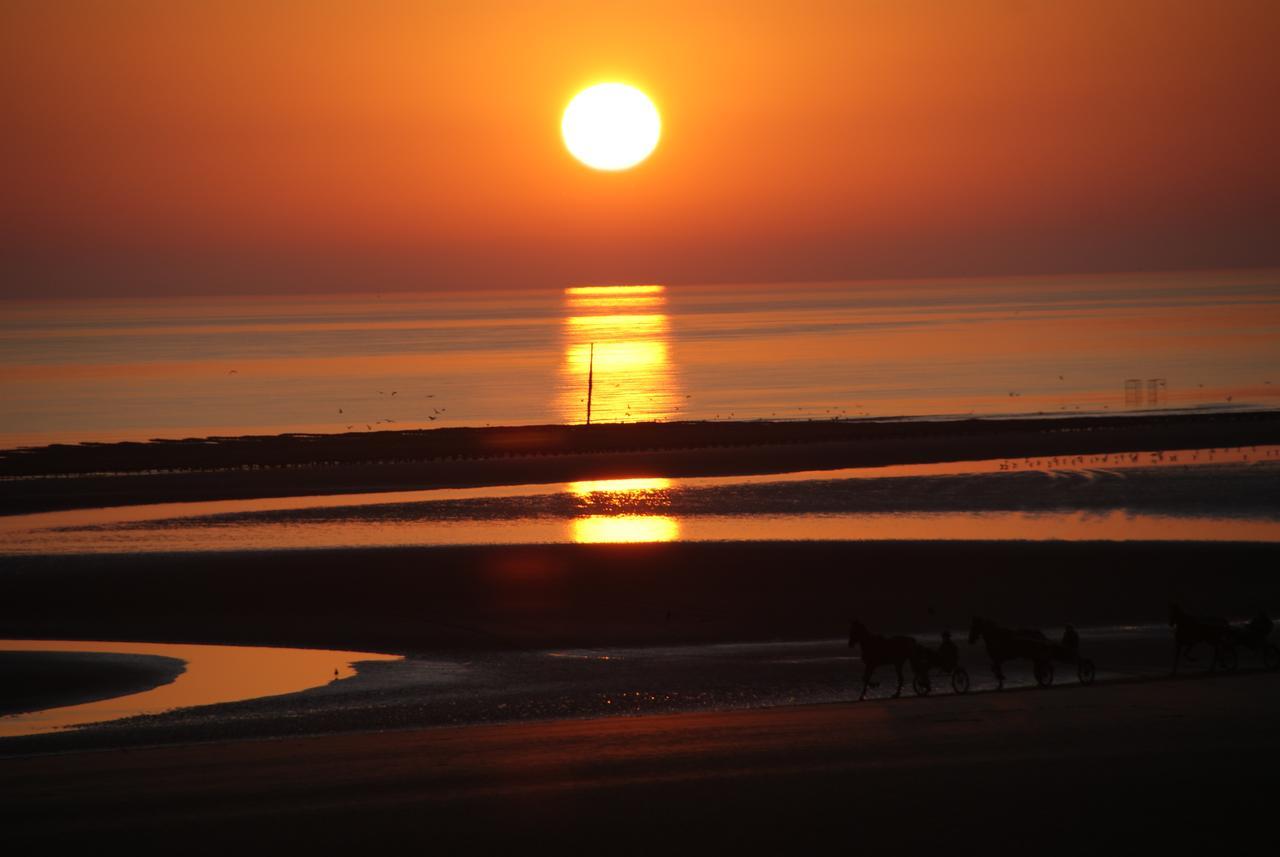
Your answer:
5;671;1278;851
4;411;1279;847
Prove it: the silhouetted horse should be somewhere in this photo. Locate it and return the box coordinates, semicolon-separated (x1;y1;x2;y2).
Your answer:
968;616;1053;689
1169;603;1232;675
1225;611;1280;672
848;619;919;700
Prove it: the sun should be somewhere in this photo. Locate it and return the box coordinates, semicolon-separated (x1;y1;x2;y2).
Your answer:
562;83;661;171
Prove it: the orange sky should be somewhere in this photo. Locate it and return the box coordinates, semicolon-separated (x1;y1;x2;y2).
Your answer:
2;1;1278;297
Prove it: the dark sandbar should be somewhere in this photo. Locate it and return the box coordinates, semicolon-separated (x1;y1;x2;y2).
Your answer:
0;650;185;716
3;410;1278;514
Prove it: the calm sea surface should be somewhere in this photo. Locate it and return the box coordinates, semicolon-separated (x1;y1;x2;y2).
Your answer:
2;269;1278;449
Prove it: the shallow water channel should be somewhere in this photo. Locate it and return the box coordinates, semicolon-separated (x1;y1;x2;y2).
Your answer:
1;445;1277;553
0;640;401;738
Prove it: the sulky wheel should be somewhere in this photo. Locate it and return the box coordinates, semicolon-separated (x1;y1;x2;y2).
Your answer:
1264;643;1280;672
1077;658;1096;685
1034;660;1054;688
951;667;970;695
913;673;932;696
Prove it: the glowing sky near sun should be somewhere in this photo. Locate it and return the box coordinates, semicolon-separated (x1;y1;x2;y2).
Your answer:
1;1;1278;296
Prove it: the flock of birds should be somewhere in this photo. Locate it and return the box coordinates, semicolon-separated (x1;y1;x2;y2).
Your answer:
996;445;1276;473
330;389;450;432
216;368;1274;432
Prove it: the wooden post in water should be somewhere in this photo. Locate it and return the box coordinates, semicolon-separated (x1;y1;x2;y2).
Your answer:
586;342;595;425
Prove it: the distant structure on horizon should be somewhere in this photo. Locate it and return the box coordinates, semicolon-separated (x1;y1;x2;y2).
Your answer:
1125;379;1142;406
1124;378;1167;407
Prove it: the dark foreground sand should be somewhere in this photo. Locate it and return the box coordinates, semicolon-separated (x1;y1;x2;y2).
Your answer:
4;541;1278;653
3;672;1277;851
0;651;184;716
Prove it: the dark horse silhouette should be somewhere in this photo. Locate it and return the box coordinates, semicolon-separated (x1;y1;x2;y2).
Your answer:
968;616;1053;689
1226;612;1280;671
848;619;919;700
1170;603;1233;675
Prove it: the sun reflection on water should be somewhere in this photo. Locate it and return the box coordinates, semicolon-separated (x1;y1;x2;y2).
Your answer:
569;478;673;496
570;515;680;543
559;285;682;424
568;478;679;543
564;285;665;296
558;285;683;544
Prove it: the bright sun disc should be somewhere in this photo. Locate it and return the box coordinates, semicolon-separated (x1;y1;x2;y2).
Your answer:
562;83;661;171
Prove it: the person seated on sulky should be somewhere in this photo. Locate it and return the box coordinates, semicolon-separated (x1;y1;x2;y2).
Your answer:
937;630;959;672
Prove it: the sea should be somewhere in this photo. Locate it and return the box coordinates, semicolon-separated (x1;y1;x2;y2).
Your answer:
3;268;1278;450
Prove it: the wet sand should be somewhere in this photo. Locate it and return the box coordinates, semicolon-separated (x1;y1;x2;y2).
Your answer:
4;410;1279;514
0;621;1239;756
3;671;1277;850
0;650;184;716
4;541;1278;653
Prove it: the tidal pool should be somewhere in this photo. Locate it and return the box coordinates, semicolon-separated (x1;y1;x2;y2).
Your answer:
0;639;401;738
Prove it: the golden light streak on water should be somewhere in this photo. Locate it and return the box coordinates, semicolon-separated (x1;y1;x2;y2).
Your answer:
558;285;682;424
565;295;666;310
565;313;668;329
570;515;681;543
569;478;673;496
565;285;665;296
